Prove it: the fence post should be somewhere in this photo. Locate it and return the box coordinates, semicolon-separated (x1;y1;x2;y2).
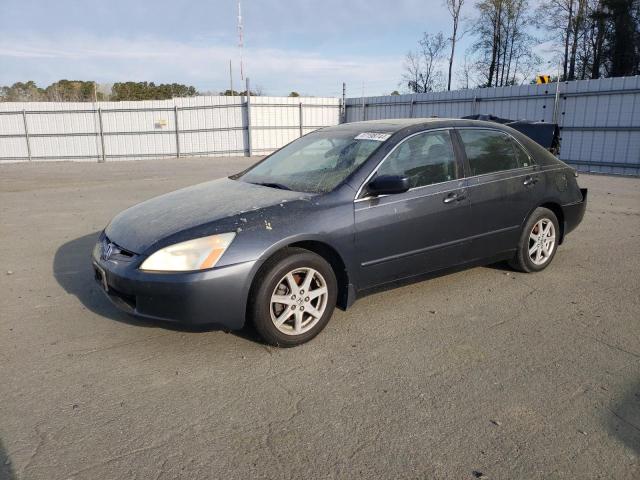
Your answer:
362;96;366;121
299;102;303;137
552;79;562;124
174;105;180;158
342;82;346;123
245;77;252;157
97;107;106;163
409;99;415;118
22;110;31;161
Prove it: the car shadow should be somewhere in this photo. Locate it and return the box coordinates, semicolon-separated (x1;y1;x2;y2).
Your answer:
0;437;17;480
605;380;640;455
52;231;262;343
482;260;513;272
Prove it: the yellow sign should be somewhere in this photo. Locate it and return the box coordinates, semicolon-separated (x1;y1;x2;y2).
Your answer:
536;75;551;84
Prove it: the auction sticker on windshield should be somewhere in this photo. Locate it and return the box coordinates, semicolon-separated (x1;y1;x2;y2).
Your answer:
354;132;392;142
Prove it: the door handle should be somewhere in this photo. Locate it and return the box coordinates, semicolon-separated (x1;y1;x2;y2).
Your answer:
523;176;539;186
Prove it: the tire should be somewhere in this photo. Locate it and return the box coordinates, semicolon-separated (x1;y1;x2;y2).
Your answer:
509;207;560;273
249;248;338;347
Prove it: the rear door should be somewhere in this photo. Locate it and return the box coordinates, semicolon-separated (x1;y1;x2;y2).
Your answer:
455;128;540;261
353;129;472;289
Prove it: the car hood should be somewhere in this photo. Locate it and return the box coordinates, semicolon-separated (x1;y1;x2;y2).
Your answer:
105;177;309;254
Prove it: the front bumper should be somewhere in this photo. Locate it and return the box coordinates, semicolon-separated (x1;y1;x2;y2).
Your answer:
92;244;256;329
563;188;588;236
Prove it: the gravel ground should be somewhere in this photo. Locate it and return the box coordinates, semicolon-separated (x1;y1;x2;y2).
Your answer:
0;157;639;480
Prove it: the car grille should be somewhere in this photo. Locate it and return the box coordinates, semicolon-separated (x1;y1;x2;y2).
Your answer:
101;236;137;262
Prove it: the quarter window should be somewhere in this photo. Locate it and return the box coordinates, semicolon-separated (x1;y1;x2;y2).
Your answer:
459;129;523;175
377;130;458;188
510;138;532;167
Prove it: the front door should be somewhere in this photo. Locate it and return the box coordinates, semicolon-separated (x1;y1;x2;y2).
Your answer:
354;129;472;289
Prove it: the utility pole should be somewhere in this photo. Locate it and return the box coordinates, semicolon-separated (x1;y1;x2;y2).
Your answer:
229;59;234;96
245;77;252;157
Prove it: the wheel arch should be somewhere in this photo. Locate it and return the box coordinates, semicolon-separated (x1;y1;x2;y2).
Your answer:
523;201;565;244
287;240;353;310
248;238;355;311
539;202;566;244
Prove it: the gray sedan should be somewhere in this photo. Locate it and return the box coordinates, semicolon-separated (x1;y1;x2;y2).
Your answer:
92;118;587;346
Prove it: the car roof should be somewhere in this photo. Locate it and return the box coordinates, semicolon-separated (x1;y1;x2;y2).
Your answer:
321;118;514;135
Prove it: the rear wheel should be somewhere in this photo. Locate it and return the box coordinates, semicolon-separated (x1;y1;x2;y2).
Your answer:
249;248;337;347
509;207;559;273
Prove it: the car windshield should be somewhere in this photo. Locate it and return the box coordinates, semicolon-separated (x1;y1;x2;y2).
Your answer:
236;130;387;193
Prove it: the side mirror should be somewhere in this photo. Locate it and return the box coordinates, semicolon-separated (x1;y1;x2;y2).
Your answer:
366;175;410;196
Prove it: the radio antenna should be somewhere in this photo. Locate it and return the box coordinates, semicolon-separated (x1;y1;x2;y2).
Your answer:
237;0;244;81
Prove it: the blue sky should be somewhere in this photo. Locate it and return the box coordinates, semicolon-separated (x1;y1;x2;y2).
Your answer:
0;0;547;96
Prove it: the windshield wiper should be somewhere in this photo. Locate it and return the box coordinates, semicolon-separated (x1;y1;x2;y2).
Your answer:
250;182;291;191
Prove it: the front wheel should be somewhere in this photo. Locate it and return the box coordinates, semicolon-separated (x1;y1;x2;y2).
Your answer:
249;248;337;347
509;207;559;273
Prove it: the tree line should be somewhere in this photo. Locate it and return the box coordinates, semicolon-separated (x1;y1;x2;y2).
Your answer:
0;81;301;102
0;81;200;102
402;0;640;93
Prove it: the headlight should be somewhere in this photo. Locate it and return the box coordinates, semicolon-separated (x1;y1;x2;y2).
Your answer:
140;232;236;272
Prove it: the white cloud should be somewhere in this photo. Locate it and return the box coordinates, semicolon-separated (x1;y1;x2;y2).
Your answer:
0;35;404;96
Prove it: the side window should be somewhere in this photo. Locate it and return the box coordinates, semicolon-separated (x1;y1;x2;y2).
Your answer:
459;129;520;176
377;130;458;188
510;137;533;168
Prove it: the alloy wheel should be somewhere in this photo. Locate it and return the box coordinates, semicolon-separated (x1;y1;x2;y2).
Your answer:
528;218;556;266
269;267;329;335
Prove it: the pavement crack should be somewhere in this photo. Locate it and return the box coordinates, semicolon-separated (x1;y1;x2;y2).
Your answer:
606;407;640;433
64;333;173;357
20;423;46;479
64;443;167;478
585;335;640;360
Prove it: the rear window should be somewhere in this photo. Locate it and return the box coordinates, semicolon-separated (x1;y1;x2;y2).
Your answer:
459;129;522;176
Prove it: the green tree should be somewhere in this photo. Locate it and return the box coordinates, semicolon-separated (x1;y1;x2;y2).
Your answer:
45;80;104;102
0;81;45;101
111;82;198;101
604;0;640;76
288;91;300;97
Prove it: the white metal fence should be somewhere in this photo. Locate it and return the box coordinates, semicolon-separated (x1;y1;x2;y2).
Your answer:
1;77;639;176
345;76;640;176
0;95;340;162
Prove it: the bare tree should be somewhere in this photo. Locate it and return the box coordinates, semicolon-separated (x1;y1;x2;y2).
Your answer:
535;0;590;80
471;0;505;87
445;0;466;91
402;50;424;92
568;0;588;79
402;32;448;92
457;52;475;88
536;0;640;80
470;0;539;86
